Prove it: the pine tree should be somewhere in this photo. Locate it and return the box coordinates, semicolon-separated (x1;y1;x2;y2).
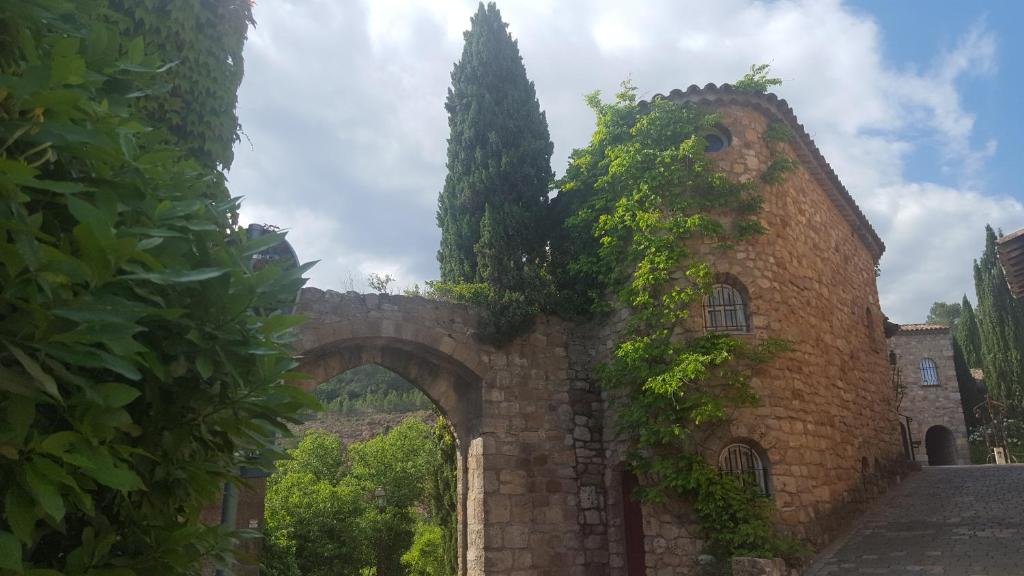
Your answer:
974;225;1024;407
956;295;983;368
436;2;553;287
926;301;961;327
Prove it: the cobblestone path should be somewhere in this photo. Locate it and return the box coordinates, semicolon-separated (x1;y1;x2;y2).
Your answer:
805;465;1024;576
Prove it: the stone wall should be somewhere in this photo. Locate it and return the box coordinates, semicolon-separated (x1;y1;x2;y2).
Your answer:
698;102;904;538
888;326;970;465
599;96;904;575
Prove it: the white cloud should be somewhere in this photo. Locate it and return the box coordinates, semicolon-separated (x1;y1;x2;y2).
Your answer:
231;0;1017;321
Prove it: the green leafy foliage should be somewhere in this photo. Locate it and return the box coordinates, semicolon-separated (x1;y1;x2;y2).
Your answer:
425;417;458;575
551;80;801;560
264;420;455;576
106;0;254;171
955;295;983;368
263;434;368;576
733;63;783;94
760;157;797;184
423;278;552;344
436;2;553;293
762;121;793;143
0;2;314;573
973;226;1024;407
926;301;962;327
401;522;448;576
951;337;985;429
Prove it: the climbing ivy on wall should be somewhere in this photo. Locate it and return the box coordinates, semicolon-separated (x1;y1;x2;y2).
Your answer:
106;0;254;172
550;74;802;560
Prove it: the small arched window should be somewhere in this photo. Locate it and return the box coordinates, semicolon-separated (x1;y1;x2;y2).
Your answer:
719;443;769;496
920;358;939;386
704;284;750;333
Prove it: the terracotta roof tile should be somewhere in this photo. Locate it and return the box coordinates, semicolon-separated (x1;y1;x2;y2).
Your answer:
897;323;949;333
643;83;885;262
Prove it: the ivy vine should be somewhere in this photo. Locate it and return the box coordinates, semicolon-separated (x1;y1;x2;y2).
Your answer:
552;76;804;561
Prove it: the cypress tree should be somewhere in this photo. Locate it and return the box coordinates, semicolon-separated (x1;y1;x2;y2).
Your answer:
952;337;984;428
956;295;983;368
974;225;1024;407
436;2;553;287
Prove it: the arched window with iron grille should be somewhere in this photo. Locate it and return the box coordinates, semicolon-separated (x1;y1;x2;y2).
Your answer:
919;358;939;386
718;442;770;496
703;284;750;333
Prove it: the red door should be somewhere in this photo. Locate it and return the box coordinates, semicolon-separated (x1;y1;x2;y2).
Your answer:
621;471;646;576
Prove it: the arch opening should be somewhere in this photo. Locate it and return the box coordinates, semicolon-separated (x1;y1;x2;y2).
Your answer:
266;336;484;576
298;336;483;443
924;425;957;466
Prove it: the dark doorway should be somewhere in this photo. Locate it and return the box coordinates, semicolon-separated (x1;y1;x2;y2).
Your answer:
621;471;646;576
924;425;957;466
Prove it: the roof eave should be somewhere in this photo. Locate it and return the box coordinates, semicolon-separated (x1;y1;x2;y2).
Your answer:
645;83;885;263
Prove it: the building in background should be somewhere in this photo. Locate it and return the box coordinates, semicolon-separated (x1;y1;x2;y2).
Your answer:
889;324;970;465
997;228;1024;298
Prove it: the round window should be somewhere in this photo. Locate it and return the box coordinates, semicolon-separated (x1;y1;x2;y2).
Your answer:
704;133;726;153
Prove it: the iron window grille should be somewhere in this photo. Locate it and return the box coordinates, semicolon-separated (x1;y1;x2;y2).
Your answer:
920;358;939;386
719;443;769;496
704;284;750;333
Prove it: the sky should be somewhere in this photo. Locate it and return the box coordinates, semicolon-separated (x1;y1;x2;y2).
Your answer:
229;0;1024;324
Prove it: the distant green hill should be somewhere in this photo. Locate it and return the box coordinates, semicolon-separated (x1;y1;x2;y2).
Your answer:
315;364;432;415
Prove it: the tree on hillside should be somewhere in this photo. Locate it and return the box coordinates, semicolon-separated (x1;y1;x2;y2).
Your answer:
436;2;553;289
425;417;458;575
926;301;961;327
264;432;369;576
974;225;1024;407
956;295;983;369
264;421;451;576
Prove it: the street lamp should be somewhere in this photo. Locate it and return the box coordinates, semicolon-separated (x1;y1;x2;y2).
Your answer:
374;486;386;576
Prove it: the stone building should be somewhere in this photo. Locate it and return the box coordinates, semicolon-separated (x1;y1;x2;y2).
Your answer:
212;85;905;576
597;85;903;573
997;227;1024;298
888;324;970;466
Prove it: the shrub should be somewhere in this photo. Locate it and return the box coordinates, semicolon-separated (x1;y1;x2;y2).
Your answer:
0;2;313;573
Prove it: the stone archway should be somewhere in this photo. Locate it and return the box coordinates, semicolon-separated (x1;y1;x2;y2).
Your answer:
924;425;957;466
278;287;595;576
295;339;483;575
